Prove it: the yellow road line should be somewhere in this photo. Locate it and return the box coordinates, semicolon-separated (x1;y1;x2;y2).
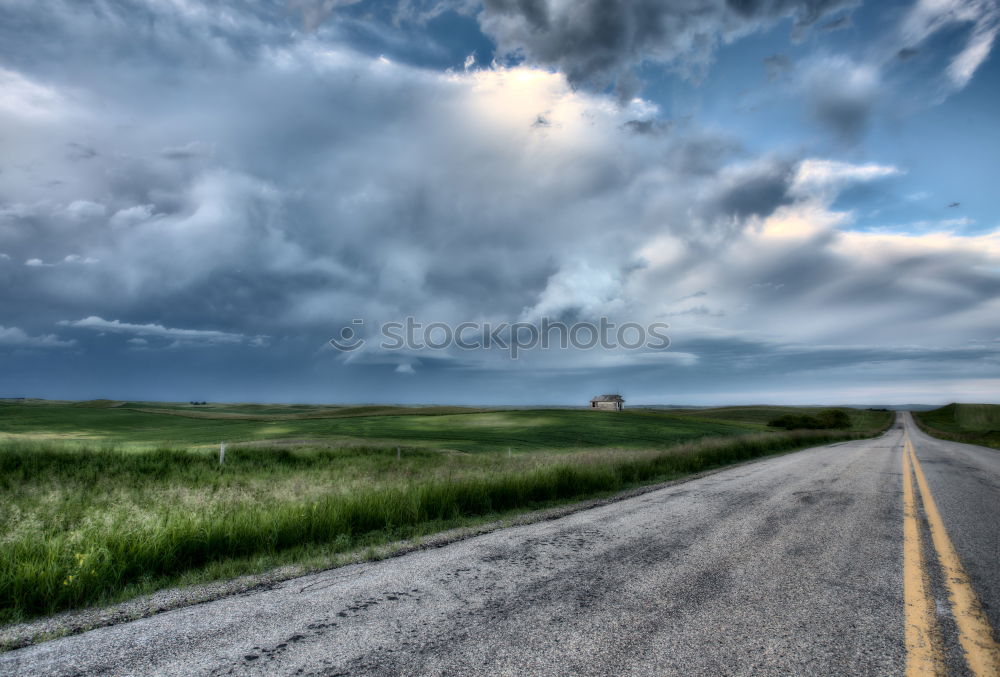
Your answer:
903;437;946;676
907;435;1000;677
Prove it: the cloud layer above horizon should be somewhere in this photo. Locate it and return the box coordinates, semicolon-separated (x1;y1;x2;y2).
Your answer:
0;0;998;405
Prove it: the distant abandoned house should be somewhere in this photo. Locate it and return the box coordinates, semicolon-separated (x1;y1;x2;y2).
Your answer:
590;394;624;411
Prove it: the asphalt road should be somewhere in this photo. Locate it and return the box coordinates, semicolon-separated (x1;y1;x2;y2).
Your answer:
4;413;999;676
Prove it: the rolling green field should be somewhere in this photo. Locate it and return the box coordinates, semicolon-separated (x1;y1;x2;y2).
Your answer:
0;400;759;451
0;400;892;627
914;403;1000;449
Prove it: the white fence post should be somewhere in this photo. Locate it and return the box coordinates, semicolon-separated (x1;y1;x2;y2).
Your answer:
220;441;226;466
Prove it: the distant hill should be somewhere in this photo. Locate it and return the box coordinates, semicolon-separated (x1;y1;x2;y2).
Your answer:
71;399;124;408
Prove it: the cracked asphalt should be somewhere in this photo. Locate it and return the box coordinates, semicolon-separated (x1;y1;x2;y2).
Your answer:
4;412;999;676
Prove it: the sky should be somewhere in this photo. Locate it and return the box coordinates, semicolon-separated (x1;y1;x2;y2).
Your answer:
0;0;998;406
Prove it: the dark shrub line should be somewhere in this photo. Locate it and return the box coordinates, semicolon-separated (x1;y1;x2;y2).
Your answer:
767;408;851;430
912;411;1000;450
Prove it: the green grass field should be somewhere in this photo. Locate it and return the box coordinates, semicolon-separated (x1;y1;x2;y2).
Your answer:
914;403;1000;449
1;400;763;450
0;400;892;626
0;400;891;449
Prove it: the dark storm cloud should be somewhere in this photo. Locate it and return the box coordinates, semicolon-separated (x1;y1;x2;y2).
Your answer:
58;316;267;347
477;0;858;95
675;335;1000;374
622;118;672;135
662;133;742;176
809;91;872;142
711;159;796;221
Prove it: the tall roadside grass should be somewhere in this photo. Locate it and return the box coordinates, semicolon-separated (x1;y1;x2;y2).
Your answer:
0;427;883;624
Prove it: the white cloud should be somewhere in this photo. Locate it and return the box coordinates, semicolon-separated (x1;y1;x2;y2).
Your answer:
628;202;1000;351
110;204;157;228
58;316;268;347
791;158;901;196
947;21;998;88
541;350;700;370
899;0;1000;92
523;260;626;320
159;141;213;160
63;254;99;264
0;68;67;120
0;325;75;348
63;200;107;221
24;255;97;267
866;217;975;234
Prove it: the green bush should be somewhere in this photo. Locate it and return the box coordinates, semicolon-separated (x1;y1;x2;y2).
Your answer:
816;408;851;429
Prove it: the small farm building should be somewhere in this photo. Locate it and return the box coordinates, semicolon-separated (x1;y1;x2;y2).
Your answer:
590;394;624;411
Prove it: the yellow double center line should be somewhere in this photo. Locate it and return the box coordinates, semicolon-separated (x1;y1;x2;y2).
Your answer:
902;433;1000;676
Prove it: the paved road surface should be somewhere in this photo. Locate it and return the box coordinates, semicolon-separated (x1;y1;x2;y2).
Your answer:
4;413;999;676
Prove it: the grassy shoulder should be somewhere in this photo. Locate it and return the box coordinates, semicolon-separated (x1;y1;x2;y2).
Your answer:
913;403;1000;449
0;403;892;627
